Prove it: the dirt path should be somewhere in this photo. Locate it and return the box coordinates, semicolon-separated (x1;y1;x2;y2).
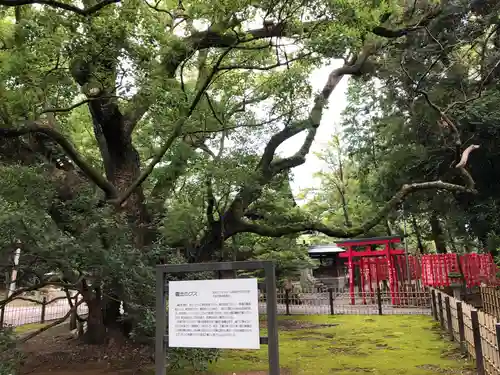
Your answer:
20;325;152;375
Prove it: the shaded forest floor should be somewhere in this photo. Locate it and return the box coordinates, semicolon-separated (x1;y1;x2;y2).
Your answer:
18;315;474;375
19;324;152;375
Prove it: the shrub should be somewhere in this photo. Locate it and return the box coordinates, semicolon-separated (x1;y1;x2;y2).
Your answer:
0;326;23;375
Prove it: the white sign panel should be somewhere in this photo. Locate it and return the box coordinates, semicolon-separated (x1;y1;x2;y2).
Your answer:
168;278;260;349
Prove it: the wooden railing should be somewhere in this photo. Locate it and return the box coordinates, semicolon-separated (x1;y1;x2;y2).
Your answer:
481;287;500;320
432;288;500;375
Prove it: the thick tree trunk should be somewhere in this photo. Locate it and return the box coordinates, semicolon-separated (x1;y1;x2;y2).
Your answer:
109;157;154;245
430;212;447;253
190;218;238;262
91;101;153;245
191;229;224;262
83;101;155;342
42;47;158;346
84;298;107;345
446;225;459;253
100;155;151;337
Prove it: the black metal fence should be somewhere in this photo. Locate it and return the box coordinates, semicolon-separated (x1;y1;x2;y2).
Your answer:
0;295;88;328
0;284;432;329
259;286;432;316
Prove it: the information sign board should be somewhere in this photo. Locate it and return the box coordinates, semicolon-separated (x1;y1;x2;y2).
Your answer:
168;278;260;349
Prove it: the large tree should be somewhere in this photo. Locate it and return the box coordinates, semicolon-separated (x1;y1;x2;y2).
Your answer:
0;0;474;348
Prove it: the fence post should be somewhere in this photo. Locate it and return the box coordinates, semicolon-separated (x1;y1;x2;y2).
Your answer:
40;296;47;324
328;288;334;315
445;296;453;341
285;289;290;316
376;287;382;315
431;289;438;321
0;304;4;328
495;323;500;357
437;292;444;329
456;301;465;350
471;309;485;375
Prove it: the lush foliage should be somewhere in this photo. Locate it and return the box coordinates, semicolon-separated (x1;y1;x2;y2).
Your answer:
0;326;22;375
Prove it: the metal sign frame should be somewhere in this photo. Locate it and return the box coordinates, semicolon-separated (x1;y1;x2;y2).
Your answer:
155;260;279;375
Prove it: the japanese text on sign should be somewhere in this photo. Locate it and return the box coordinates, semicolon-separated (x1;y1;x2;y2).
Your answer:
168;278;260;349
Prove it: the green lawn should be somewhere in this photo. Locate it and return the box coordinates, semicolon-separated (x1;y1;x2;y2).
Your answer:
200;315;473;375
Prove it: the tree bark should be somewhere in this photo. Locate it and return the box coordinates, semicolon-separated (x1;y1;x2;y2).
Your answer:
446;224;459;253
336;144;351;228
385;219;393;236
83;297;107;345
70;52;156;339
430;212;447;253
191;220;233;262
339;191;351;228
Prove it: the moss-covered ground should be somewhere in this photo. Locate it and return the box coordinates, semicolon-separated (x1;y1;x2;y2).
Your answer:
199;315;474;375
11;315;474;374
14;322;48;334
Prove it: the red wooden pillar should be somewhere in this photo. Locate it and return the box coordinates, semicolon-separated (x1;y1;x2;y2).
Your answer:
368;258;375;303
385;240;397;305
429;255;435;286
346;246;355;305
360;258;366;305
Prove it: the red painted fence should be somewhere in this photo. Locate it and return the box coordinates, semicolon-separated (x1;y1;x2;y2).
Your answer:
420;253;497;287
358;253;498;288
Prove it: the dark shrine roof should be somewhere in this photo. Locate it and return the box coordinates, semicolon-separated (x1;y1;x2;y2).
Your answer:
308;244;345;255
308;236;403;255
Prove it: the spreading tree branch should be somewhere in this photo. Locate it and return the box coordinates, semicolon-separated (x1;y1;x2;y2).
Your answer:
114;44;235;207
123;94;151;134
125;12;442;127
218;53;313;72
0;123;117;198
236;180;476;237
206;177;216;225
264;45;377;174
456;144;480;168
0;281;75;307
192;44;380;261
400;46;490;189
0;0;120;15
372;6;441;38
41;96;121;115
18;298;85;343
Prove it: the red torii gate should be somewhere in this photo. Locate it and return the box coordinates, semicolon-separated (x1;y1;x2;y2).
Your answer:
337;236;405;305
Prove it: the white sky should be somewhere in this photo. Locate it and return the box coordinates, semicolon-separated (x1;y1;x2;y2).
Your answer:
280;60;350;196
